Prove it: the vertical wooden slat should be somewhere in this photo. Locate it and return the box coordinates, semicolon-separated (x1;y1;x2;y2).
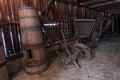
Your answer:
19;0;29;7
0;0;8;20
29;0;41;10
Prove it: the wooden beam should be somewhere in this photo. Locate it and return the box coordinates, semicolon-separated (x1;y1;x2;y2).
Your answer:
111;11;120;14
95;2;120;12
83;0;111;6
55;0;83;7
90;0;120;8
106;7;120;13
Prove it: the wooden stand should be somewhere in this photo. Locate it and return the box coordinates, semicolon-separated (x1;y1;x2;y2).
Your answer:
23;48;47;75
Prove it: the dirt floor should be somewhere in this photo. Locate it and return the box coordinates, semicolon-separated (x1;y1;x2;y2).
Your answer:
13;37;120;80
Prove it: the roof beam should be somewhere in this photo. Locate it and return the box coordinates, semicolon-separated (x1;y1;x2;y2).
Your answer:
90;0;120;8
95;2;120;11
83;0;111;6
112;11;120;14
106;7;120;13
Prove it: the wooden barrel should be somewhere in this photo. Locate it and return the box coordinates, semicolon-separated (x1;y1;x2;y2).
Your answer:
19;6;43;47
0;29;9;80
19;6;47;74
24;49;47;74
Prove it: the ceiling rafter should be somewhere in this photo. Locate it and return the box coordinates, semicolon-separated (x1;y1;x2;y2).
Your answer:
83;0;111;6
82;0;120;14
90;0;120;8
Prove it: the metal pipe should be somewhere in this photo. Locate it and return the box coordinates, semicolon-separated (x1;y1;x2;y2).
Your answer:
1;29;8;57
17;24;23;53
9;25;15;54
74;19;96;22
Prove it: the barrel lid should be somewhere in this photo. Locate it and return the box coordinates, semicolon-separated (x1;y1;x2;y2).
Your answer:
19;6;38;11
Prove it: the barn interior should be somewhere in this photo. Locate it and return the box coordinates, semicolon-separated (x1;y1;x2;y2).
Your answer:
0;0;120;80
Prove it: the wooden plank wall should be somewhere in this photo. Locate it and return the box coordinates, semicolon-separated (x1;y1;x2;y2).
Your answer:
0;0;105;56
0;0;42;22
0;0;99;22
